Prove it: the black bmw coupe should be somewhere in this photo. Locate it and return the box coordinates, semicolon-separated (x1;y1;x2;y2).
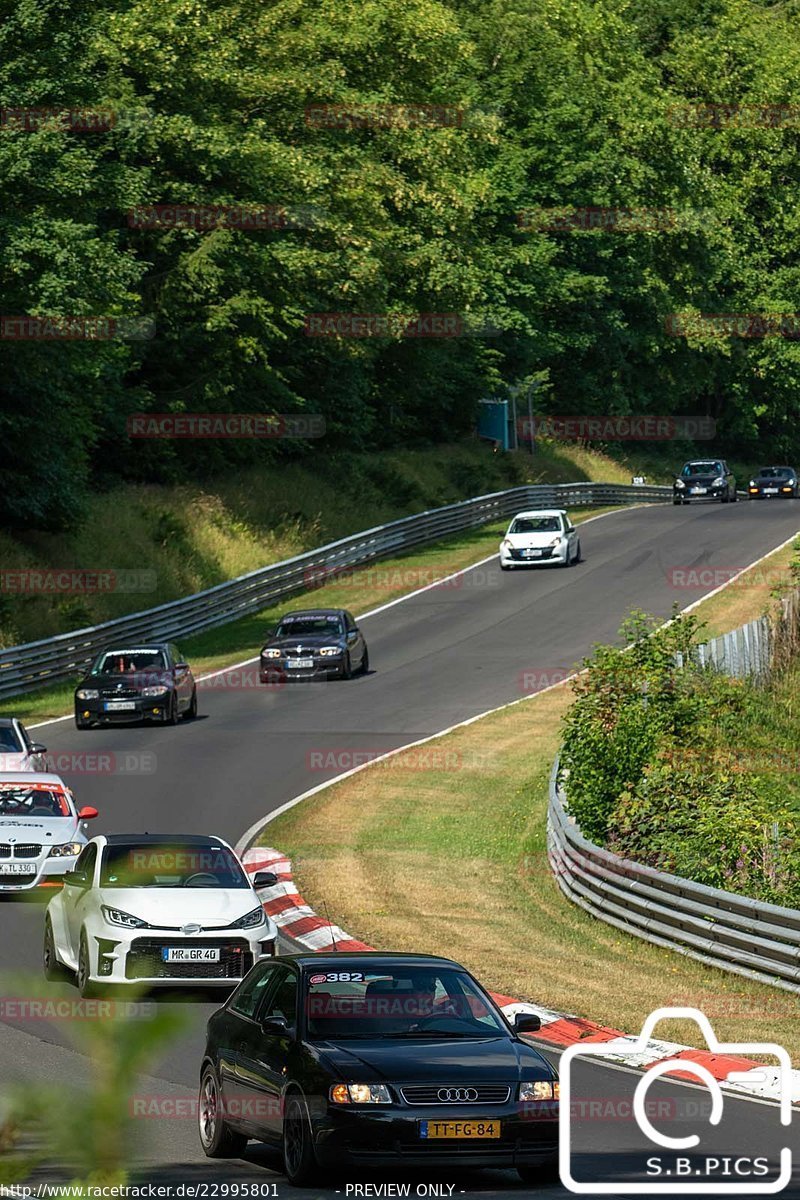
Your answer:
198;952;558;1184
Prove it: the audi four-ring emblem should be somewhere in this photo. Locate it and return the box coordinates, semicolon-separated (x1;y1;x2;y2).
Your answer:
437;1087;479;1102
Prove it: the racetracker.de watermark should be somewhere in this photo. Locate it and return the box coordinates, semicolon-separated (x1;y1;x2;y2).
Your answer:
0;316;154;340
518;668;576;694
14;751;158;776
127;203;324;230
306;748;499;772
0;998;155;1020
667;566;783;588
517;207;713;233
126;413;325;438
302;564;500;593
0;569;156;594
198;666;284;692
667;103;800;129
304;313;500;338
518;415;715;441
666;313;800;338
1;106;116;132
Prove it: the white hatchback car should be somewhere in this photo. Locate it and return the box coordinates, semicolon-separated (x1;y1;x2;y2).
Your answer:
499;509;581;569
44;833;279;996
0;773;98;892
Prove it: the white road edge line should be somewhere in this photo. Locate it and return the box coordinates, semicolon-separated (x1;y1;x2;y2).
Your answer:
26;505;623;731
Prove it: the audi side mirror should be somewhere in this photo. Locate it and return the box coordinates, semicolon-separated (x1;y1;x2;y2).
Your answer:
261;1014;289;1035
514;1013;542;1034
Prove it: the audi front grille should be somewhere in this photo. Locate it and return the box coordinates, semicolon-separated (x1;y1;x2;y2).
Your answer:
399;1085;511;1105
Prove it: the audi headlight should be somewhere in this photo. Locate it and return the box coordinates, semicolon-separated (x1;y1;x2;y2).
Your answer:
262;648;281;659
233;906;265;929
101;905;148;929
520;1080;559;1101
76;688;99;700
142;685;169;697
319;647;342;657
675;479;685;489
48;842;82;858
712;476;724;487
330;1083;392;1105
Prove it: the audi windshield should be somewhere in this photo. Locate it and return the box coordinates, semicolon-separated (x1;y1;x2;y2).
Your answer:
304;964;509;1040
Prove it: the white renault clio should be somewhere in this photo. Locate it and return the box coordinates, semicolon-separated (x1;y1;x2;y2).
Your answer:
44;833;279;996
499;509;581;570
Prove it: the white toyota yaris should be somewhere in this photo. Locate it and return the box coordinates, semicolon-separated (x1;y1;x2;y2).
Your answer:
499;509;581;570
44;833;279;996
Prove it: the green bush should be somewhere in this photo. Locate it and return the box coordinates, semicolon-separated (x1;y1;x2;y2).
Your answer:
559;610;706;841
608;758;800;907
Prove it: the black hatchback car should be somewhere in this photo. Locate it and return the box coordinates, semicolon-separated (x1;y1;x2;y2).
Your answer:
747;466;799;499
74;642;197;728
260;609;369;682
199;952;558;1185
673;459;737;504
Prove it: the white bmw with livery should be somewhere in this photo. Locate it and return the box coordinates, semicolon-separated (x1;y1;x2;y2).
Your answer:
44;833;279;997
0;773;98;892
499;509;581;570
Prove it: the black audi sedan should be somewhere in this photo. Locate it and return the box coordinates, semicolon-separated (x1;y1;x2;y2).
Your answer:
259;608;369;683
74;642;197;728
198;952;558;1185
673;459;737;504
747;465;799;499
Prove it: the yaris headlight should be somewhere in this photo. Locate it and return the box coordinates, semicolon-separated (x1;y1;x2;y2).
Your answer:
674;479;685;489
548;537;562;547
101;905;148;929
233;906;266;929
48;842;82;858
712;476;725;487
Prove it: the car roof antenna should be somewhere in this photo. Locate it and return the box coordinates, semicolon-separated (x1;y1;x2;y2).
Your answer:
322;900;338;952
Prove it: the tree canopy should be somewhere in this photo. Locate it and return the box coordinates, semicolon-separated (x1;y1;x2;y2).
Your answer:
2;0;800;527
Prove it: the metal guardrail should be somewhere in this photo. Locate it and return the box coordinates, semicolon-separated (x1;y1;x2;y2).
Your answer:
548;762;800;993
0;481;671;700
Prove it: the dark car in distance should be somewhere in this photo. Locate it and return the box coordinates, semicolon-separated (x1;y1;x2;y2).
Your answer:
673;459;737;505
198;952;558;1185
74;643;197;729
260;609;369;683
747;466;799;499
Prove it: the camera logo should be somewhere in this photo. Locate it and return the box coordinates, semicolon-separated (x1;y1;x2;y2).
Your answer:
559;1006;792;1193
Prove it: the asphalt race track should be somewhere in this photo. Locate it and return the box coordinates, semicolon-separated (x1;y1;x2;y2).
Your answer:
2;499;800;1196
